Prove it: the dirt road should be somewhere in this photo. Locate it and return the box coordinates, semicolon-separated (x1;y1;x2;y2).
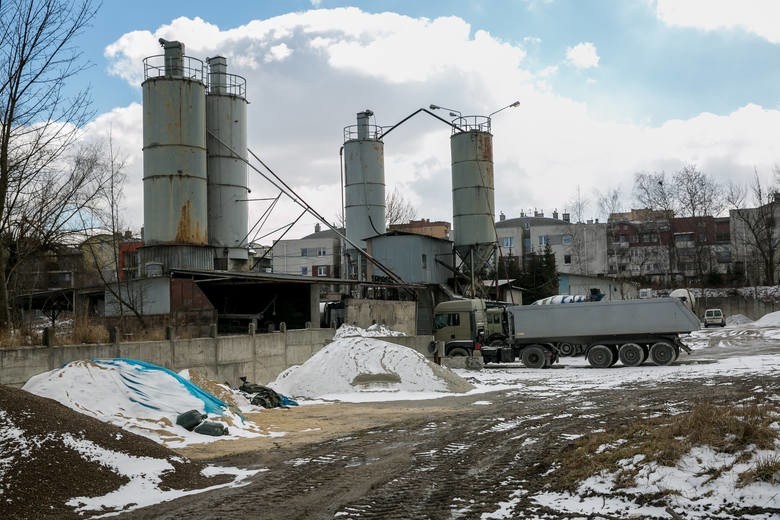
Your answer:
120;343;780;519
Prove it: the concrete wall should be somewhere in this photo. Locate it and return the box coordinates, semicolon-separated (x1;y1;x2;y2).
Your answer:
0;329;434;388
344;299;417;335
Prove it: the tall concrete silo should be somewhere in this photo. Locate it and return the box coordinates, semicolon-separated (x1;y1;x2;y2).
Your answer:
343;110;386;279
206;56;248;270
450;116;497;291
142;39;208;247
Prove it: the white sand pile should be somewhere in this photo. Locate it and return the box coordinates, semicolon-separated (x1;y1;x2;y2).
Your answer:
752;311;780;327
334;323;406;338
23;359;262;447
726;314;753;326
269;335;474;399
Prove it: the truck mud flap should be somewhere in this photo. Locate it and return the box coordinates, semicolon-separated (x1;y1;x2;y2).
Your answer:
675;337;692;354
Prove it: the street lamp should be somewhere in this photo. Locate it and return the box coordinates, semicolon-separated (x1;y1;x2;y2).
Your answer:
488;100;520;118
429;104;462;118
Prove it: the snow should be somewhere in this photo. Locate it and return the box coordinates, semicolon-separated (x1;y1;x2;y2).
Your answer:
12;317;780;517
269;334;474;399
22;359;265;448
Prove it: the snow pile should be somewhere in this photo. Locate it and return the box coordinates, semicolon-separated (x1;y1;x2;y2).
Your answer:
726;313;753;326
23;359;264;447
752;310;780;327
270;335;474;399
533;445;780;518
334;323;407;338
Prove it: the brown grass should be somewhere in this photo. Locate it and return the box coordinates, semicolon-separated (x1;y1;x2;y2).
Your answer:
739;454;780;486
551;401;780;492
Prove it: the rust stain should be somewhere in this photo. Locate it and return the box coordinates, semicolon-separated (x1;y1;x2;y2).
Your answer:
175;200;205;244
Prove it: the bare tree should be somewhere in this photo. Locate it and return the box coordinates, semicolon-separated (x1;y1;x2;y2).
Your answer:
727;169;779;285
633;171;676;213
595;187;623;221
384;186;417;226
673;164;724;217
567;185;590;223
0;0;98;327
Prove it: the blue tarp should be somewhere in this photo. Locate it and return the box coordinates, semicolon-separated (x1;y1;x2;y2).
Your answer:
94;358;228;415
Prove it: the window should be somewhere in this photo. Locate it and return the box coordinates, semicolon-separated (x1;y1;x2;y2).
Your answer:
564;254;572;265
317;265;328;276
317;247;327;256
421;254;427;269
538;235;549;246
301;266;308;275
562;234;572;246
300;248;308;257
501;236;514;248
434;313;460;329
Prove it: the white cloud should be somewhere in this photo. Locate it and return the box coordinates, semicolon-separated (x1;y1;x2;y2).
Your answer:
99;8;780;235
264;43;292;63
655;0;780;43
565;42;600;69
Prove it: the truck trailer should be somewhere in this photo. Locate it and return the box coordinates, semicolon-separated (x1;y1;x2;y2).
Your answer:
433;297;700;368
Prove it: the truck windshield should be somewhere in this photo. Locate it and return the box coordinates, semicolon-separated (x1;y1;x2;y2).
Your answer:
434;313;460;329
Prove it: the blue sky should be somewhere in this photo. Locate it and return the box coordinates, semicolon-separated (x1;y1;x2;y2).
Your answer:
82;0;780;122
74;1;780;236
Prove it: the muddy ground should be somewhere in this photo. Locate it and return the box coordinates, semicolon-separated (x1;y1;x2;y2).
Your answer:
120;344;780;519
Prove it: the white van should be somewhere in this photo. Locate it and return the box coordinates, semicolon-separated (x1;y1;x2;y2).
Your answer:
703;308;725;327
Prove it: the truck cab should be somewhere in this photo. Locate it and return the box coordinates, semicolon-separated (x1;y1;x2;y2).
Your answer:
433;299;487;356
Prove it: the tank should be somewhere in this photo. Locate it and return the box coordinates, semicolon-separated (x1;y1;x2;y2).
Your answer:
343;110;386;278
450;116;496;273
206;56;249;263
142;39;208;246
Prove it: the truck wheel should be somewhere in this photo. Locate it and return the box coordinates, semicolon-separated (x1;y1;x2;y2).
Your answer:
557;343;575;356
521;346;546;369
650;342;675;366
587;345;614;368
449;347;469;357
618;343;644;367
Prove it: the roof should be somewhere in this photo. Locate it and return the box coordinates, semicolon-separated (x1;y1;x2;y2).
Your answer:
366;230;453;244
300;227;345;240
496;216;566;228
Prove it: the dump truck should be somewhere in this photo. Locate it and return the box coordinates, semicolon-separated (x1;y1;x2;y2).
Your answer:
432;297;700;368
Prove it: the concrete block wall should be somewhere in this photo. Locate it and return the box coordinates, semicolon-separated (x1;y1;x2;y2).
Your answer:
0;329;434;389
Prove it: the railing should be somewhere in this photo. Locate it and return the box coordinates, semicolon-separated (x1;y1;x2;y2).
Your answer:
343;124;384;141
208;72;246;97
451;115;491;134
143;54;205;82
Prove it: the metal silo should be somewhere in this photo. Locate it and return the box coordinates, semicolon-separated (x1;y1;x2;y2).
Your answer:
142;39;208;246
450;115;497;284
206;56;248;269
343;110;386;279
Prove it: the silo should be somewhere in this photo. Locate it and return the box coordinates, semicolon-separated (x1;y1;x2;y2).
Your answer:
450;116;497;280
206;56;249;269
142;39;208;246
343;110;386;278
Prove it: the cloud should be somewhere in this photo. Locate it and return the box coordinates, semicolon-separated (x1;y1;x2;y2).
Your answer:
655;0;780;43
99;8;780;236
565;42;600;69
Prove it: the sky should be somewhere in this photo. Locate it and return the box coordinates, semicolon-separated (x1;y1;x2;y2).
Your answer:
71;0;780;240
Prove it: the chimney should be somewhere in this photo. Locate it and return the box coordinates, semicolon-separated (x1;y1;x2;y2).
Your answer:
499;212;506;222
562;213;570;223
315;223;321;233
553;209;559;220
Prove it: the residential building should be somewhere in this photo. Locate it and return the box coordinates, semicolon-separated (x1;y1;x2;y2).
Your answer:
496;211;608;276
730;194;780;285
272;224;342;278
388;219;451;239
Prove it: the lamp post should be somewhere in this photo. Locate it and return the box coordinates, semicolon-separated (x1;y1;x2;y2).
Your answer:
429;104;462;118
488;100;520;119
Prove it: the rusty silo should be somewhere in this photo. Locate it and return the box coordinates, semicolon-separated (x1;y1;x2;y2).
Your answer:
450;115;497;291
206;56;248;269
343;110;386;279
